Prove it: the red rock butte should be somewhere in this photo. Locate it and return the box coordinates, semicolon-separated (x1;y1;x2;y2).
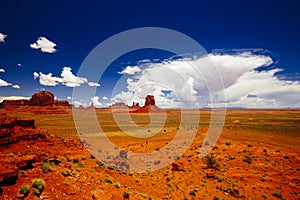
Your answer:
132;95;164;113
0;91;71;109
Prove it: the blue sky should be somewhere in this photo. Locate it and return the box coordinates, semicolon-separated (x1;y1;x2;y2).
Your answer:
0;0;300;108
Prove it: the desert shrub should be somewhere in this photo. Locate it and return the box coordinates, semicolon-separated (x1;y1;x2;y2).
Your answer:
33;188;40;196
123;192;130;198
115;182;120;188
41;162;54;173
203;155;220;169
272;192;283;199
77;162;84;168
225;141;231;146
247;143;253;147
262;193;268;199
61;170;70;176
213;196;220;200
243;155;252;164
72;158;79;163
32;178;44;196
140;193;147;198
20;171;27;177
19;185;30;195
8;153;14;157
189;189;196;196
98;162;106;168
105;177;113;184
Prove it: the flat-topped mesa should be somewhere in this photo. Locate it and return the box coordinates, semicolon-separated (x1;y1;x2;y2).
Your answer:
145;95;155;106
29;91;54;106
0;91;71;109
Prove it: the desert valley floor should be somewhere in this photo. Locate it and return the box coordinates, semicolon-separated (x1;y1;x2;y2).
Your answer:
0;108;300;200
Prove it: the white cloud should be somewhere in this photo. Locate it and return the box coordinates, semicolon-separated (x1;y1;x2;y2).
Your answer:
17;63;22;67
118;66;141;75
67;96;72;100
12;85;20;89
87;82;100;87
91;96;102;107
0;96;30;103
73;100;86;107
111;50;300;108
0;33;7;43
30;36;57;53
60;67;87;87
103;96;108;100
33;72;62;86
0;79;11;87
0;69;5;72
34;66;99;88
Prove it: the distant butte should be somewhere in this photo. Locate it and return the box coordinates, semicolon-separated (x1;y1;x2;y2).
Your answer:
132;95;164;113
0;91;71;114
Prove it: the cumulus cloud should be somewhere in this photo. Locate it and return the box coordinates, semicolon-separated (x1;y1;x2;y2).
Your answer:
60;67;87;87
87;82;100;87
34;66;100;88
0;33;7;43
0;69;5;72
103;96;108;100
118;66;141;75
12;85;20;89
73;100;88;107
30;36;57;53
33;71;62;86
91;96;102;107
0;79;11;87
17;63;22;67
0;96;30;103
112;50;300;108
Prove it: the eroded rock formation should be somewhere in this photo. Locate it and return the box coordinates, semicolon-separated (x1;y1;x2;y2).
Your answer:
132;95;164;113
0;91;71;110
145;95;155;106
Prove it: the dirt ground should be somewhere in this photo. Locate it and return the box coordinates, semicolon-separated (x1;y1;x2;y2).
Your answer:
0;108;299;199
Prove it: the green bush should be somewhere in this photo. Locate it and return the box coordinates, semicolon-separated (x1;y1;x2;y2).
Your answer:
115;182;120;188
32;178;45;196
189;189;196;196
41;162;54;173
105;177;113;184
8;153;14;157
123;192;130;198
19;185;30;195
61;170;70;176
272;192;283;199
20;171;27;177
203;155;220;169
33;188;40;196
243;155;252;164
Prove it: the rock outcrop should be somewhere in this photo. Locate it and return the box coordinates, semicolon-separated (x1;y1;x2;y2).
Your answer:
0;113;35;130
0;100;29;108
145;95;155;106
110;102;128;109
132;95;164;113
0;91;71;111
54;100;70;107
29;91;54;106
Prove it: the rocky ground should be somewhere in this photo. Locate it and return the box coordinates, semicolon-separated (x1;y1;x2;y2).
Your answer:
0;110;300;200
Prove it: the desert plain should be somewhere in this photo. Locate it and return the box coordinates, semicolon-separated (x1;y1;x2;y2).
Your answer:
0;107;300;200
